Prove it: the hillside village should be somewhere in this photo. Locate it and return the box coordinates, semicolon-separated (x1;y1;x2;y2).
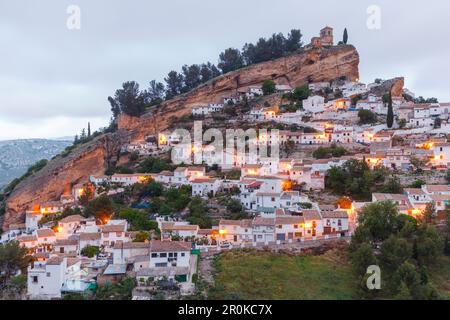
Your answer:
1;26;450;300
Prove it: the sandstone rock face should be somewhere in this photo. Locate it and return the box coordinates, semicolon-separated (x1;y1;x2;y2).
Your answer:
3;45;359;228
3;134;123;228
127;45;360;142
369;77;405;98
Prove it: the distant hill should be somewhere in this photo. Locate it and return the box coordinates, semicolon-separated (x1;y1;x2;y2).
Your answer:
0;139;72;190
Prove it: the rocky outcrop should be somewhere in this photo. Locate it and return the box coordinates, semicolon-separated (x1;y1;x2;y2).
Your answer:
3;44;360;228
125;45;360;141
3;133;124;228
369;77;405;98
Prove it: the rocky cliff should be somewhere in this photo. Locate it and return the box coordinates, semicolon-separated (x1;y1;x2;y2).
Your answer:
3;44;359;228
3;134;124;229
122;44;360;142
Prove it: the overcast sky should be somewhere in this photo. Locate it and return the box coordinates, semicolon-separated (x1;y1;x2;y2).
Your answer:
1;0;449;140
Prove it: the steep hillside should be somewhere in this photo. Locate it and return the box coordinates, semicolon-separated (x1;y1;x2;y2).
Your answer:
120;45;360;142
3;44;359;228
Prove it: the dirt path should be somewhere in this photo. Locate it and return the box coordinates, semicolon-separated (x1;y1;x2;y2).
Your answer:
198;254;215;286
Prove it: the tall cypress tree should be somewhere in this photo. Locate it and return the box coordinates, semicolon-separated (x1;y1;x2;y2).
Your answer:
87;122;91;137
387;92;394;128
343;28;348;44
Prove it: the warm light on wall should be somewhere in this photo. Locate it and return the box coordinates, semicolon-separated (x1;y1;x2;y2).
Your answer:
219;229;227;235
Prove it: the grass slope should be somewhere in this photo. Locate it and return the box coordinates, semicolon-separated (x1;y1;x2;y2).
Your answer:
209;250;359;300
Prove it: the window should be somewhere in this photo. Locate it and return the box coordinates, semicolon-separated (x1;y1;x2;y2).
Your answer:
155;263;167;268
294;225;298;229
151;253;157;258
32;276;38;283
181;253;185;257
169;253;173;257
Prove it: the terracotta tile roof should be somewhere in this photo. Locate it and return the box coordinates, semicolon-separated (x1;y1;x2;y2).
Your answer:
47;256;64;265
191;178;216;183
17;235;37;242
114;240;191;252
404;188;425;195
302;210;322;221
161;223;199;231
321;210;348;219
54;239;79;246
275;216;304;225
252;217;275;226
79;232;101;241
101;224;126;233
430;194;450;201
59;214;83;224
424;185;450;192
36;229;56;238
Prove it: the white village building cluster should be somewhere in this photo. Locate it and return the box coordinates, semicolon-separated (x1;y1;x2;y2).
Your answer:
2;26;450;300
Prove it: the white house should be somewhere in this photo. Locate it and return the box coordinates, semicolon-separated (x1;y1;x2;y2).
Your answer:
429;142;450;167
191;178;222;197
192;103;224;116
252;217;275;244
27;256;67;299
303;95;325;114
218;219;253;245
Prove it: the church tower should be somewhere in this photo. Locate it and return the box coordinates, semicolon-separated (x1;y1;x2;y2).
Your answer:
320;26;334;46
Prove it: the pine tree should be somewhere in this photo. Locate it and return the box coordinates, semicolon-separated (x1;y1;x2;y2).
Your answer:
343;28;348;44
87;122;91;137
74;134;79;143
80;128;86;140
387;92;394;128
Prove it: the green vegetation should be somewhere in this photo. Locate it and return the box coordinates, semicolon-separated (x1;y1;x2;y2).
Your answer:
137;157;175;173
409;179;426;188
325;159;388;200
358;109;377;124
84;195;115;223
81;246;100;258
209;250;358;300
343;28;348;44
119;208;158;231
313;144;348;159
38;207;83;225
387;92;394;128
349;201;447;299
261;80;276;95
0;241;33;287
225;198;248;220
187;196;212;228
109;28;303;117
415;96;438;104
96;277;137;300
291;85;311;102
378;176;403;194
149;185;192;216
133;231;151;242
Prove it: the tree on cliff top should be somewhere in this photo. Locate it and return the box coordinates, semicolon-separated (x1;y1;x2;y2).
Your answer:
343;28;348;44
108;81;146;118
387;92;394;128
218;48;244;74
164;71;184;99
